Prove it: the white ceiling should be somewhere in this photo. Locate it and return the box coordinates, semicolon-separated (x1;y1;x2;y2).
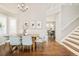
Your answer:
0;3;78;16
0;3;59;15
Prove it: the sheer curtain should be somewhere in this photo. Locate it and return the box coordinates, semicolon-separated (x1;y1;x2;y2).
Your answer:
0;13;17;36
8;17;17;35
0;14;7;35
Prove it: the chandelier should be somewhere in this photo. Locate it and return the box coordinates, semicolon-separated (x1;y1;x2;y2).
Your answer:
18;3;28;12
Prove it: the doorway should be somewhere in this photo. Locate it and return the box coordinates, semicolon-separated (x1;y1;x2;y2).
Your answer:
46;15;56;41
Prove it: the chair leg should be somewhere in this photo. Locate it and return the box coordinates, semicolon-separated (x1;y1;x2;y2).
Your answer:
18;46;20;51
22;45;32;52
23;46;24;51
29;45;31;52
32;44;35;51
26;46;28;51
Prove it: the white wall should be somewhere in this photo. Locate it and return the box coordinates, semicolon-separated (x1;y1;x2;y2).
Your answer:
57;4;79;41
17;6;47;35
1;3;79;42
61;5;79;29
47;15;56;22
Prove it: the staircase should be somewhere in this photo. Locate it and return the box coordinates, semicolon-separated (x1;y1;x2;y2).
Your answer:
62;26;79;56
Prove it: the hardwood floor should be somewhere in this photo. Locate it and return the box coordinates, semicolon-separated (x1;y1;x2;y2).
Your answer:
0;39;76;56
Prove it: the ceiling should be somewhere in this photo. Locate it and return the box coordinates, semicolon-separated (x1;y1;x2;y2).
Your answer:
0;3;59;15
0;3;78;16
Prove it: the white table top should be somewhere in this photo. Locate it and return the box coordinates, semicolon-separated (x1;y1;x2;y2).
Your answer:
35;39;43;42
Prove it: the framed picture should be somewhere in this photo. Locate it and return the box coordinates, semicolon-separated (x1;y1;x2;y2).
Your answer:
31;21;36;29
37;21;41;29
24;21;29;29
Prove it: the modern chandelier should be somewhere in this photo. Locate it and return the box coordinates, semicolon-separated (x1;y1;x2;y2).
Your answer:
18;3;28;12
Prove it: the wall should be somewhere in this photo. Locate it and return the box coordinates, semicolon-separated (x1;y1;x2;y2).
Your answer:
55;12;62;41
47;15;56;22
61;5;79;29
59;5;79;41
1;3;79;42
17;6;47;35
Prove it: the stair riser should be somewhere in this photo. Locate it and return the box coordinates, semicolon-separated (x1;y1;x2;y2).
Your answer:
68;36;79;40
63;27;79;55
75;31;79;32
69;35;79;38
66;39;79;45
71;34;79;36
63;42;79;52
72;32;79;34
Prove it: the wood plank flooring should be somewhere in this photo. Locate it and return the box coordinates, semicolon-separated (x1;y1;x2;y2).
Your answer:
0;39;76;56
11;40;76;56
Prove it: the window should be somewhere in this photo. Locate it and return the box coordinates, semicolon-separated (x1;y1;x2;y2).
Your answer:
9;17;17;35
0;13;17;36
0;14;7;35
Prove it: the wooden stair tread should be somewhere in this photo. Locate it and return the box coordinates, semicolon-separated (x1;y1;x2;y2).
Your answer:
69;35;79;38
75;31;79;32
63;42;79;52
66;39;79;45
72;32;79;35
71;33;79;36
69;36;79;40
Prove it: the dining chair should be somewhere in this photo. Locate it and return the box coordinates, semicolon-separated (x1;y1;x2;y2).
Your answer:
9;36;21;54
22;35;32;51
35;34;48;51
39;34;48;42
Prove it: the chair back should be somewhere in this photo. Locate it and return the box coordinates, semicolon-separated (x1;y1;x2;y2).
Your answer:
9;36;21;45
22;36;32;45
39;34;48;42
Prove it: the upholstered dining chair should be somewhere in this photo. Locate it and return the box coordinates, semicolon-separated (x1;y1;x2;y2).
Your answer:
39;34;48;42
9;36;21;53
22;35;32;51
35;34;48;51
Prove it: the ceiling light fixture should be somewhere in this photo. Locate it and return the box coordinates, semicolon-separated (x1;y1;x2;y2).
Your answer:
18;3;28;12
